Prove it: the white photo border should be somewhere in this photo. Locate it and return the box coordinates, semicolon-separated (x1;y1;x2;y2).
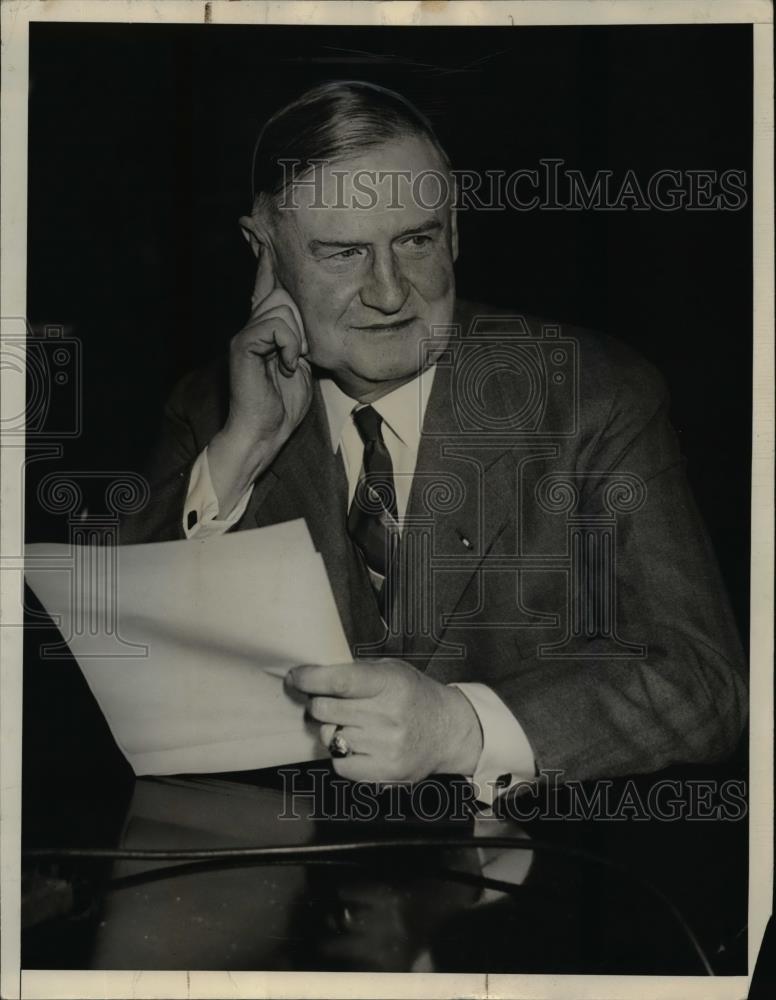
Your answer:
1;3;772;999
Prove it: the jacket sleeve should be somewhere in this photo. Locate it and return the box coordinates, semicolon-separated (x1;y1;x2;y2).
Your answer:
488;356;748;781
118;364;227;545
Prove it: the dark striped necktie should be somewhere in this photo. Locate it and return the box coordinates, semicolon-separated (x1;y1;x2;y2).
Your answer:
346;405;399;600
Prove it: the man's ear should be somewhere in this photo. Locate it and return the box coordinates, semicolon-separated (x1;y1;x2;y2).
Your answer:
239;200;280;308
238;213;264;259
451;205;459;263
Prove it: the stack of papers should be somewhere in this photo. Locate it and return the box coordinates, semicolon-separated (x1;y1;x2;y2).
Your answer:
24;520;350;775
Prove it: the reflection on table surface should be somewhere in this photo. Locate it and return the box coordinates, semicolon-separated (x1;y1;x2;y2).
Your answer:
88;775;532;972
22;766;748;974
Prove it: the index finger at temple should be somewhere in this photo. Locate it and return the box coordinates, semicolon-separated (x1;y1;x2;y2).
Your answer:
257;296;308;355
290;662;381;698
250;245;275;312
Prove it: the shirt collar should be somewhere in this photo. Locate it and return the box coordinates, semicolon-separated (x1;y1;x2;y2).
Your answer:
318;365;437;453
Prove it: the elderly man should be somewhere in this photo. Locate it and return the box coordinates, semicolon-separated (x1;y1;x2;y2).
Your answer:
120;81;746;797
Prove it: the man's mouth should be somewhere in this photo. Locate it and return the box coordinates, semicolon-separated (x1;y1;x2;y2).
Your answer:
351;317;417;332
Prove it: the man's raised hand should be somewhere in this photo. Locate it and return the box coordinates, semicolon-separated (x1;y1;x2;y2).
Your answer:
207;246;313;516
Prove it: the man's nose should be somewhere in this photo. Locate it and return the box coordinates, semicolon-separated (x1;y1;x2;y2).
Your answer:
359;250;409;314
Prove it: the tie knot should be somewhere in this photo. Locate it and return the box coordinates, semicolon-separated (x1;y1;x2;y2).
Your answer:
352;405;384;444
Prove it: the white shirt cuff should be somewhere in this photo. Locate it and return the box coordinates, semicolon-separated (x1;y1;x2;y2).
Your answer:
451;682;537;807
183;447;254;539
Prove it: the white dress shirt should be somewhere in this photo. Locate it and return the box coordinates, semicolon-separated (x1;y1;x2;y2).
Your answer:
183;366;536;804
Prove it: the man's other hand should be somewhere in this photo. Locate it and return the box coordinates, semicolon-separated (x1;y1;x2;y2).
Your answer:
287;658;484;783
207;245;313;516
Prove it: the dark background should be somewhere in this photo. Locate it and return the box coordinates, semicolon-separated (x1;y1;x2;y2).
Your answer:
26;20;753;635
21;21;754;973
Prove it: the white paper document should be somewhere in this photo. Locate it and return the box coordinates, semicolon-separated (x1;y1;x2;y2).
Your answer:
24;520;351;775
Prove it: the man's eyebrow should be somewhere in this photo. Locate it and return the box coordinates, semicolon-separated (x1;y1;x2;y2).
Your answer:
308;219;443;252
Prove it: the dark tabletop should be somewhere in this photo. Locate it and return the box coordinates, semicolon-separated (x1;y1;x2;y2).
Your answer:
21;752;748;975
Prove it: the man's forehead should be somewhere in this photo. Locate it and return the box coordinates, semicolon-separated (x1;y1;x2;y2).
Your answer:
274;134;452;244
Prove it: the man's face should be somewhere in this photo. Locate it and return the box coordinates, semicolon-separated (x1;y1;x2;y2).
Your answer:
269;135;458;399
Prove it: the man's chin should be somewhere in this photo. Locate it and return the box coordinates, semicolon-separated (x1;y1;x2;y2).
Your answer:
351;353;434;387
348;322;447;379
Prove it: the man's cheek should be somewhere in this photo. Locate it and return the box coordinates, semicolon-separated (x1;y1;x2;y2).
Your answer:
408;253;455;303
290;273;334;325
294;275;352;361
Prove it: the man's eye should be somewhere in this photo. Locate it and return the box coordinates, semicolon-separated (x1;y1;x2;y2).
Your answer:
399;235;433;250
331;247;365;261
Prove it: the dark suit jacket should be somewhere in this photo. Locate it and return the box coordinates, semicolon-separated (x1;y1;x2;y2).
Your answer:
120;301;747;782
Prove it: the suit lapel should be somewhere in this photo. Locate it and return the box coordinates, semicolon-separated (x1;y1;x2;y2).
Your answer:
386;346;513;665
243;384;385;652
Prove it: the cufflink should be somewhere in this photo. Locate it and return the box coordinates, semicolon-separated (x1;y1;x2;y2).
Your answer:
187;510;198;531
456;530;473;549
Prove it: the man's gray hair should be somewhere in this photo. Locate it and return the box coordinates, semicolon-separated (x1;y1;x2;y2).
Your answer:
250;79;451;202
